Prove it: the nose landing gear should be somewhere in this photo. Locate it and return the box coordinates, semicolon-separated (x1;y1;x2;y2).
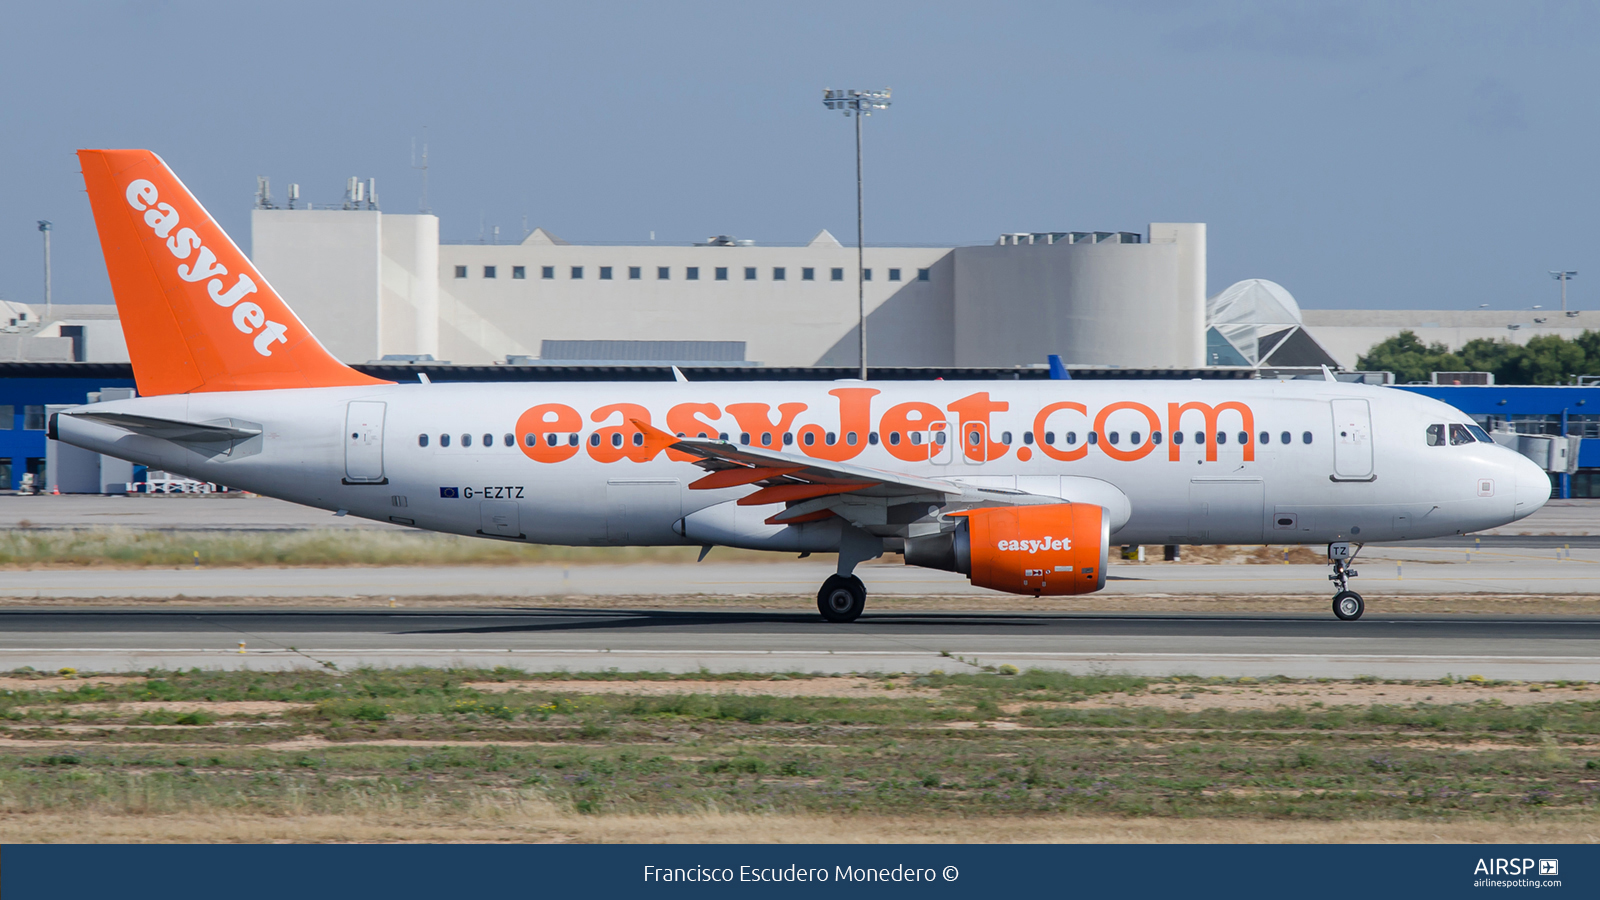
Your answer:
1328;541;1365;620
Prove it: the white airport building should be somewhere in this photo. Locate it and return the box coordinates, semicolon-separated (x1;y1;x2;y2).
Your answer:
248;203;1217;369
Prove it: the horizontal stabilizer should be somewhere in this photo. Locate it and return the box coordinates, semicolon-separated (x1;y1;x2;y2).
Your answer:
66;411;262;444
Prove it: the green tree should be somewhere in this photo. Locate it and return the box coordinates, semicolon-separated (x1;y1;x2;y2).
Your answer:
1494;334;1587;385
1360;330;1600;385
1356;331;1463;384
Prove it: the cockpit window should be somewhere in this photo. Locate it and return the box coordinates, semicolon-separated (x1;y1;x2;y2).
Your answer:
1467;424;1494;443
1448;424;1475;446
1426;424;1446;446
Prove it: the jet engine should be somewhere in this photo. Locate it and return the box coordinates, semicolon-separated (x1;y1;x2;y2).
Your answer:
904;504;1108;595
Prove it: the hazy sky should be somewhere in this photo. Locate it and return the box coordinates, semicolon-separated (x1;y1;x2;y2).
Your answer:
3;1;1596;312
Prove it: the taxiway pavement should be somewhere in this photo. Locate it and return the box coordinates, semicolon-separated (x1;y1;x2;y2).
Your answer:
0;607;1593;680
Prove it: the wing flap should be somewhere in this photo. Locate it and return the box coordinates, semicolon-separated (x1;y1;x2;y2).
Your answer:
633;418;959;499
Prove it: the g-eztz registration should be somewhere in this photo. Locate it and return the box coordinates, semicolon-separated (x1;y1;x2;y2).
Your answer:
464;486;524;499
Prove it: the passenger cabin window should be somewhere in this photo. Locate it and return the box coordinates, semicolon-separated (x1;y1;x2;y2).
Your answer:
440;434;450;447
1449;424;1475;446
1302;431;1314;444
1426;424;1447;446
461;434;473;447
418;434;429;447
1280;431;1291;445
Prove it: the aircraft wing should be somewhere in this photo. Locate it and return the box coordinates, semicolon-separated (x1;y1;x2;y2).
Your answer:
635;419;1067;529
65;411;262;444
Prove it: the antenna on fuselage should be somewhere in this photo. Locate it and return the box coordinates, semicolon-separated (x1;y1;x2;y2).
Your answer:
1320;365;1337;383
671;366;689;383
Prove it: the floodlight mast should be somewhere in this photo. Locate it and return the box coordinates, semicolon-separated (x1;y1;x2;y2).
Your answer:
822;88;891;381
36;221;51;322
1551;270;1578;315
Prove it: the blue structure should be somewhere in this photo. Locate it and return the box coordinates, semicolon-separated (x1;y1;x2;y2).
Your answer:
1396;385;1600;499
0;364;136;490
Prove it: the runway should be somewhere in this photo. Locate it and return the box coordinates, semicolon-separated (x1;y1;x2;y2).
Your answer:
2;607;1595;680
0;551;1595;600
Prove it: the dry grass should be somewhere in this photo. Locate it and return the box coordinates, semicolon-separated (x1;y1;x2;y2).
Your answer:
0;529;1366;571
0;528;783;569
0;668;1597;842
0;810;1592;844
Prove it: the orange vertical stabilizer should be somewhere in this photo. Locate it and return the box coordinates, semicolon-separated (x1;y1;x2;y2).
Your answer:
78;149;390;395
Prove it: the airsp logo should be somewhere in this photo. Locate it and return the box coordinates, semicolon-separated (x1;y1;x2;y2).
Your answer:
1473;858;1551;876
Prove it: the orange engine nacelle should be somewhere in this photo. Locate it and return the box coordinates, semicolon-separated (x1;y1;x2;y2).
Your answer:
905;504;1108;596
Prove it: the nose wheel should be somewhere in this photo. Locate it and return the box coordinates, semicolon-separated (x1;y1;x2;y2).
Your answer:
1327;541;1365;620
817;574;867;623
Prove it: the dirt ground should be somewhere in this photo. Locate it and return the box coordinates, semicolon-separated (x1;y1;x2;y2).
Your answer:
464;676;1594;709
0;810;1591;844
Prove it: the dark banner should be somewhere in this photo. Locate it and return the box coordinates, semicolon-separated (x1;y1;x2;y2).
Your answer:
2;843;1594;898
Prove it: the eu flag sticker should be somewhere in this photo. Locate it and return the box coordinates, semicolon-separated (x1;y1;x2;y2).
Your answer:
439;487;459;498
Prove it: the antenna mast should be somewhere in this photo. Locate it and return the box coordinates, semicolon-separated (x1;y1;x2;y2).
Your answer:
412;135;431;214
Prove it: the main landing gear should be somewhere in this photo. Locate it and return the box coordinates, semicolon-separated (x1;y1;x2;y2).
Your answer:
1328;541;1365;621
818;574;866;623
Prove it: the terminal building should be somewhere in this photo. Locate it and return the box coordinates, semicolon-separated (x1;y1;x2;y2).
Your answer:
248;205;1216;370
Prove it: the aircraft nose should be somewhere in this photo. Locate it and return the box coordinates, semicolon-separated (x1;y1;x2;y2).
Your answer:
1511;451;1552;521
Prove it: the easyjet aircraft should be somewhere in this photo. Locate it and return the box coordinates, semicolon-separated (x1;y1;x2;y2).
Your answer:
54;150;1550;621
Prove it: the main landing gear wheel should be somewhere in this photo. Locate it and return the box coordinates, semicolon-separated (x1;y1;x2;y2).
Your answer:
817;574;866;623
1332;591;1365;621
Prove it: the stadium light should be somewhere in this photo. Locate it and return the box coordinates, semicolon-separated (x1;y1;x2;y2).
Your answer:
822;88;891;381
1551;270;1579;316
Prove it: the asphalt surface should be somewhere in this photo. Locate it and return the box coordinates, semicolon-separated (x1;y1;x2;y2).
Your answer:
1;553;1596;600
1;607;1594;680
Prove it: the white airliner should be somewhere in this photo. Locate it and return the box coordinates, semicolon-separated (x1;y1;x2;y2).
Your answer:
53;150;1550;622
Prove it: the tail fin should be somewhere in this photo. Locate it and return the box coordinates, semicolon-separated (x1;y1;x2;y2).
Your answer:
78;149;388;395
